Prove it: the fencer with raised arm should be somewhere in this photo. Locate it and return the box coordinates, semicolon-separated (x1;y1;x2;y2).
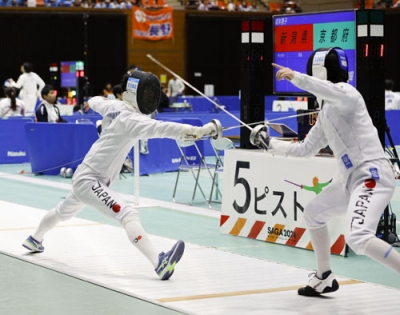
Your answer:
251;47;400;296
22;70;219;281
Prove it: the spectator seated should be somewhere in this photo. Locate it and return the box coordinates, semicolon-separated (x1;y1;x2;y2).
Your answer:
15;0;27;6
45;0;60;6
0;0;12;6
59;0;72;6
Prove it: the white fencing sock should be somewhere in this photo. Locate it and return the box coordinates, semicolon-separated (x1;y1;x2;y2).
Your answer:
33;209;60;242
363;237;400;273
123;215;159;268
308;224;332;278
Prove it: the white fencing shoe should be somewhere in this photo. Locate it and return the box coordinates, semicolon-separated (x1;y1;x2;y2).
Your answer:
298;271;339;296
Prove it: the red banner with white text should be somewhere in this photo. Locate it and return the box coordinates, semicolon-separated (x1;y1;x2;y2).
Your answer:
131;6;174;41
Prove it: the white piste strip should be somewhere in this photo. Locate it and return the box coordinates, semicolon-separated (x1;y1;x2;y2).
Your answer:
0;172;221;219
1;200;400;315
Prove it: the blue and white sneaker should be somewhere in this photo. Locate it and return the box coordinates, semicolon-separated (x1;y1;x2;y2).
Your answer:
22;235;44;253
155;240;185;280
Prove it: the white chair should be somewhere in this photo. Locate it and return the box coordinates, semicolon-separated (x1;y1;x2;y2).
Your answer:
172;139;215;205
208;137;236;207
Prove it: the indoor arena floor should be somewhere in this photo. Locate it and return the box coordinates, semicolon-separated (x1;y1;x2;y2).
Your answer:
0;162;400;315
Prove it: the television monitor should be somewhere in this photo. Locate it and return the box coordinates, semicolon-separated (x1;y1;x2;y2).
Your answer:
60;61;84;88
273;10;357;95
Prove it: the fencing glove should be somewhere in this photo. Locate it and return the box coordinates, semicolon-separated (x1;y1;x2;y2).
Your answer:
193;122;218;139
249;125;270;150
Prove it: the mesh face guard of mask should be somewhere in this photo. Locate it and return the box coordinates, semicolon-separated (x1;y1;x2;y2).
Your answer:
123;70;161;115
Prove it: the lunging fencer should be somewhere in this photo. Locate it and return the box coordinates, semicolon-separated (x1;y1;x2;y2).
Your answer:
23;70;219;280
250;47;400;296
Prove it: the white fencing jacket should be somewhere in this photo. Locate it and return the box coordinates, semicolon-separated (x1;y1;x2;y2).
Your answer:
269;72;386;181
75;97;201;183
10;72;45;114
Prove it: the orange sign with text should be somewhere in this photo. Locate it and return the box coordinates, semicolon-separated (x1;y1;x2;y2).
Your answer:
131;7;174;41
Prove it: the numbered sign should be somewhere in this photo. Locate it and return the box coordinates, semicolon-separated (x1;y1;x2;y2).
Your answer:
220;149;347;256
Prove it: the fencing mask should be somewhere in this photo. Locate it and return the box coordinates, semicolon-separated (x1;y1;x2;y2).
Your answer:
306;47;349;83
123;70;161;114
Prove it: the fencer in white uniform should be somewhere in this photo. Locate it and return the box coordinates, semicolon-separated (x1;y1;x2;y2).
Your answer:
251;47;400;296
23;70;219;281
8;62;45;115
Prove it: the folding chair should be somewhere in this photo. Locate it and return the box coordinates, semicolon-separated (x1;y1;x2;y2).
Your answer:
208;137;236;208
172;139;215;205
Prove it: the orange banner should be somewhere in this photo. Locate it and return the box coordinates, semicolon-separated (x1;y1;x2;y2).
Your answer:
131;7;174;41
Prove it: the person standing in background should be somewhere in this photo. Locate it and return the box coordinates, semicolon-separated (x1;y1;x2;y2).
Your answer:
167;75;185;104
0;87;25;118
7;62;45;116
8;62;45;116
385;79;400;110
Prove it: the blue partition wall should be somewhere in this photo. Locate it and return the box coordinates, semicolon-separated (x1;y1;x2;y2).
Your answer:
385;110;400;147
25;123;99;175
2;101;400;174
130;138;181;175
63;113;102;125
173;95;280;112
0;118;34;164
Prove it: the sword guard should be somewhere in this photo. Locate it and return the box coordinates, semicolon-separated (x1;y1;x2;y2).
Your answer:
249;124;270;150
211;119;223;139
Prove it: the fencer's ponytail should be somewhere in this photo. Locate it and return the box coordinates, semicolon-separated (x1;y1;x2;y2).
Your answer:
5;87;17;111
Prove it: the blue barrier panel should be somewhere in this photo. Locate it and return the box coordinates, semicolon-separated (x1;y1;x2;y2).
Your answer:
386;110;400;147
0;118;33;164
131;138;181;175
129;118;206;175
25;123;99;175
156;117;204;164
63;114;102;125
218;96;241;111
175;95;280;112
166;94;292;112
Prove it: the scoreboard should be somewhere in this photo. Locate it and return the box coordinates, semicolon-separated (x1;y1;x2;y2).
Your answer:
273;10;357;95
